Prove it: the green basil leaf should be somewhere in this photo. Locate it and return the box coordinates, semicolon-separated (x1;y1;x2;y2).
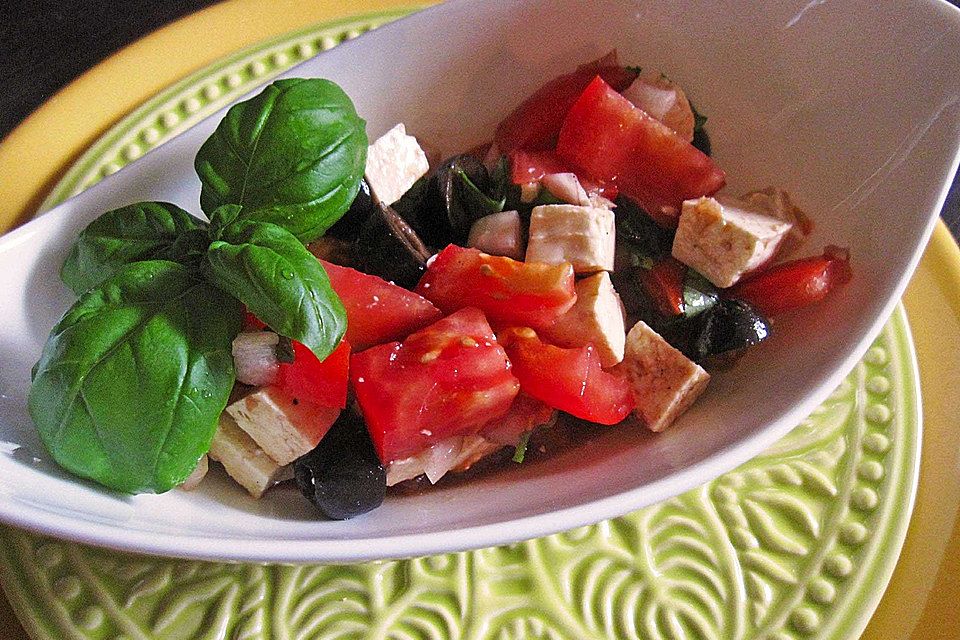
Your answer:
205;219;346;361
60;202;207;295
194;78;368;243
29;260;242;494
682;269;720;318
455;167;506;220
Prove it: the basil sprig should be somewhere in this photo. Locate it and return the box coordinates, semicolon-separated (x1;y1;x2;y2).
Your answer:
29;78;363;494
195;78;367;243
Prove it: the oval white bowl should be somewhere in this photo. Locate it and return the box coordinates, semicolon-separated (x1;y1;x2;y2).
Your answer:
0;0;959;562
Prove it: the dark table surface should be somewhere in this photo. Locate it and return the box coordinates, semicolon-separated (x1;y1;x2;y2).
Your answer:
1;0;958;237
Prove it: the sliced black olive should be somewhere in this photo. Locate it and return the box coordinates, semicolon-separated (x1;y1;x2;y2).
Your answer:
325;179;374;241
615;196;676;255
393;154;497;247
354;200;431;289
294;410;386;520
691;299;771;361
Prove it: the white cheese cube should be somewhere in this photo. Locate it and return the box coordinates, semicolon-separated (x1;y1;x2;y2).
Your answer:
740;186;812;257
467;210;524;260
364;123;430;205
208;413;292;498
672;196;793;288
620;321;710;432
225;387;340;466
526;204;616;273
541;272;626;367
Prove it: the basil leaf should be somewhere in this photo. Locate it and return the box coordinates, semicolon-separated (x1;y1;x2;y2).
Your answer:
205;219;346;361
512;431;532;464
60;202;207;295
194;78;368;243
455;167;506;220
682;269;719;318
29;260;242;493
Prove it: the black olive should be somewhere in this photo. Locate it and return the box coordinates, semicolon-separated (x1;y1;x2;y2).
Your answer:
691;298;771;361
325;179;374;241
354;200;431;289
392;154;494;247
294;410;386;520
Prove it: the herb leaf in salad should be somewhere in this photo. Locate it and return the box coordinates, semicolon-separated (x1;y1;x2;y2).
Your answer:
31;78;365;495
206;216;346;361
29;260;242;493
60;202;208;295
194;78;368;243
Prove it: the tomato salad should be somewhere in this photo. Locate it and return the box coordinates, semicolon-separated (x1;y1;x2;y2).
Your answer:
30;55;850;520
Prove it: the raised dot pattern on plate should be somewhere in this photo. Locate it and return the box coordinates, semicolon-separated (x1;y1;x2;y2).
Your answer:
3;9;920;640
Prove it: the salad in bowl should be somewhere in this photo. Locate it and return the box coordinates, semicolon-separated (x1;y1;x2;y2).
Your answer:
29;53;850;520
2;0;955;563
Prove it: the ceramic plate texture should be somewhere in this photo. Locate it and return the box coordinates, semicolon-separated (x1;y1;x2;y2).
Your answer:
0;0;954;563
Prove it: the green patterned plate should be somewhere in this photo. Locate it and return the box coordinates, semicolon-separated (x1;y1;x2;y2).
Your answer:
0;10;921;640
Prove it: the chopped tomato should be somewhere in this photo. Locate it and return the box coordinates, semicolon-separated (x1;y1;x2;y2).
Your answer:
351;308;520;463
497;327;633;425
415;245;577;330
480;392;557;446
276;339;351;409
243;309;268;331
639;257;687;316
320;259;443;350
556;75;725;225
509;149;618;199
494;52;639;153
728;246;852;316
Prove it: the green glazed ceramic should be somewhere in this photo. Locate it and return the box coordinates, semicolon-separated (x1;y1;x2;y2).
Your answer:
1;10;920;640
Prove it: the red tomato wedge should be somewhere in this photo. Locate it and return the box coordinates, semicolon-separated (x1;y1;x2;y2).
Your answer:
509;149;618;199
351;308;520;463
275;339;351;409
497;327;633;425
639;257;687;317
320;259;443;350
494;52;639;153
415;245;577;330
556;75;725;225
728;246;852;316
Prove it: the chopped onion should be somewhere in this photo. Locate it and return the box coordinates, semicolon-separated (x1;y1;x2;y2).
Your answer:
232;331;281;386
423;437;464;484
178;455;208;491
542;172;591;206
467;210;524;260
386;434;503;486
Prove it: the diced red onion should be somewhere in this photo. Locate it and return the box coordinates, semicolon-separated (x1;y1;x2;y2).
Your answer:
542;172;591;206
467;210;524;260
232;331;281;386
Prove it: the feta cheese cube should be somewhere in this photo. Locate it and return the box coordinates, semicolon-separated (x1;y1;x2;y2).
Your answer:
526;204;616;273
672;196;793;288
225;387;340;466
364;123;430;205
541;271;626;367
208;413;292;498
740;186;812;257
620;321;710;432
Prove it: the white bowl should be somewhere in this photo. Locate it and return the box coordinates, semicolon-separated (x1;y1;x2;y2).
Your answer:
1;0;958;563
